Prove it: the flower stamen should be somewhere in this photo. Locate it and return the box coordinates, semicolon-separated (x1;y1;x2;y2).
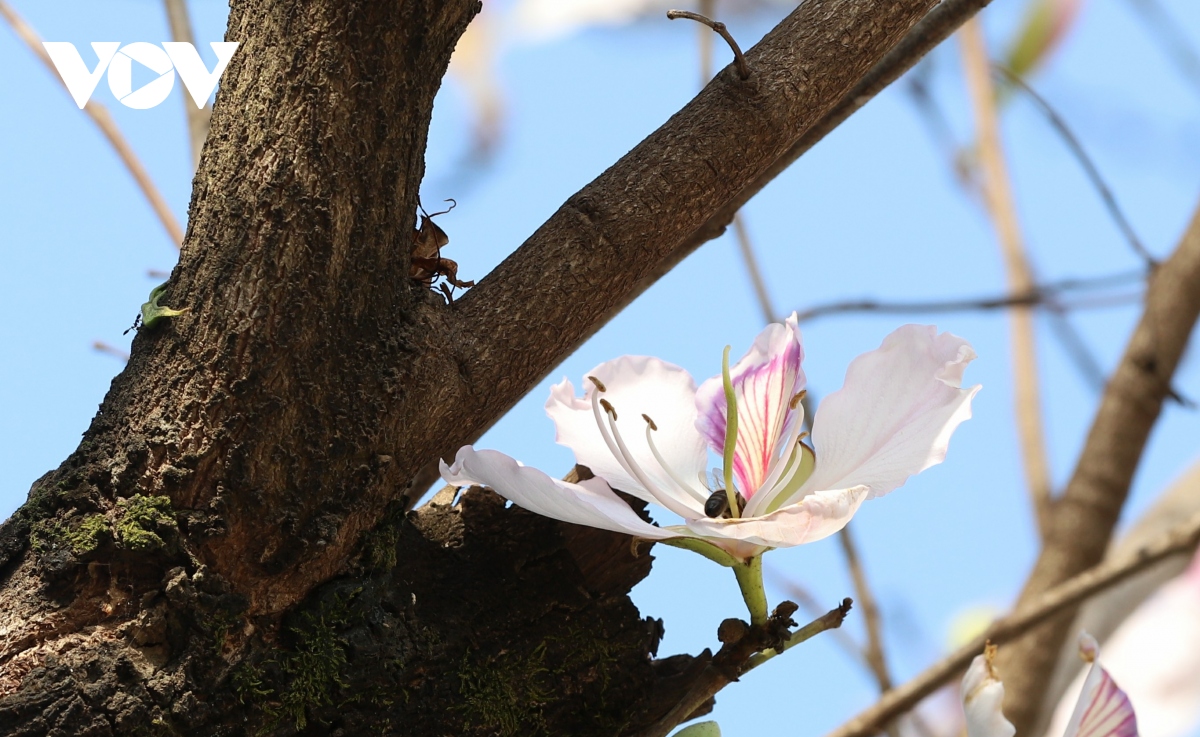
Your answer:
604;405;697;518
643;414;710;504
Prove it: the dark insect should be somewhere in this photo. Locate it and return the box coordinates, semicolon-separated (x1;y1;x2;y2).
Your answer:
704;488;747;519
410;198;475;300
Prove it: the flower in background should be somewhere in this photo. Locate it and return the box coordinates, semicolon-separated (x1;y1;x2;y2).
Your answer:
964;634;1137;737
441;316;978;564
1045;552;1200;737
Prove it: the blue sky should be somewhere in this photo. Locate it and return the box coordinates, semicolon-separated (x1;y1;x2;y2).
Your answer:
2;1;1199;735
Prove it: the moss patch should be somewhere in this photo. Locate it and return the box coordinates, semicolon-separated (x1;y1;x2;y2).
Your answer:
454;645;552;736
116;495;174;551
31;513;110;555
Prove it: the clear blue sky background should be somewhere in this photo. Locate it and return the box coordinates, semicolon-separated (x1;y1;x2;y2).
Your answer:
2;1;1199;735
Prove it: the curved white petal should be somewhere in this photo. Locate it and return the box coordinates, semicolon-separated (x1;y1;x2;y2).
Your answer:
1062;634;1138;737
683;485;867;548
1047;561;1199;737
962;649;1016;737
796;325;979;503
546;356;709;516
440;446;679;540
695;314;806;497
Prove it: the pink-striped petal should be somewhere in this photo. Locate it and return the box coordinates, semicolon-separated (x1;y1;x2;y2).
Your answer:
1064;634;1138;737
440;446;680;540
695;315;805;497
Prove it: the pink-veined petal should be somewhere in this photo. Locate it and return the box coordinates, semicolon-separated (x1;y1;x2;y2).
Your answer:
962;648;1016;737
546;356;708;516
1062;634;1138;737
683;485;867;548
440;446;679;540
695;314;806;497
793;325;979;504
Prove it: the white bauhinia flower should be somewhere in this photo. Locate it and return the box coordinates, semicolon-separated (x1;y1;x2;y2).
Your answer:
964;635;1138;737
441;316;979;567
1046;553;1200;737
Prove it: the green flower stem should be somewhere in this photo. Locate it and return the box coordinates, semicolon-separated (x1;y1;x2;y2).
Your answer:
732;555;767;626
720;345;740;519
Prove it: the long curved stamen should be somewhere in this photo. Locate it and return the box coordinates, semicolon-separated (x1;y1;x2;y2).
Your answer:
643;414;710;504
587;377;628;469
721;345;741;519
749;391;808;514
604;405;698;519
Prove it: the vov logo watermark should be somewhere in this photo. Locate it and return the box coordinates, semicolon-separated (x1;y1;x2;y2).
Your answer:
42;42;239;110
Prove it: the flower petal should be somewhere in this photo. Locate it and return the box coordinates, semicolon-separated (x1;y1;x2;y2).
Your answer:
683;485;867;548
440;446;679;540
962;647;1016;737
1063;634;1138;737
796;325;979;502
695;314;806;497
546;356;709;515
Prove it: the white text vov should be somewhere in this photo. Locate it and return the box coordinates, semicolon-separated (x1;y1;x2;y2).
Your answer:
42;42;239;110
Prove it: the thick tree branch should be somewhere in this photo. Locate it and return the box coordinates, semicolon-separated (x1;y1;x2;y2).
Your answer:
453;0;939;452
996;201;1200;733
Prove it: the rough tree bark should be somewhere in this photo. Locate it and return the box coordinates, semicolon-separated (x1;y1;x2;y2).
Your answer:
0;0;949;734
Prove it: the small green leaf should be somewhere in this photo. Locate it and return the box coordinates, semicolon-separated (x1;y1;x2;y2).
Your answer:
140;282;188;329
673;721;721;737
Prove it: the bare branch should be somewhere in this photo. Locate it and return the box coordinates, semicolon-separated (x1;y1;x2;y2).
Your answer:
162;0;211;170
825;509;1200;737
794;271;1145;323
732;215;777;323
667;9;750;79
839;525;895;695
996;200;1200;733
995;65;1155;267
0;0;185;248
961;19;1053;537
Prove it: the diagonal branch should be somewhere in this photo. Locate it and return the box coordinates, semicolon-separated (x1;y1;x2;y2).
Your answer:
995;199;1200;733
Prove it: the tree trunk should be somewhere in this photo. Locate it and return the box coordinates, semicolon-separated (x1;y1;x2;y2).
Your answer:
0;0;940;734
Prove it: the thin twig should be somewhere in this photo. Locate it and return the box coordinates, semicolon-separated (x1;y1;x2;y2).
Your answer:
838;525;894;693
162;0;211;171
0;0;184;248
764;562;867;669
732;215;778;323
795;273;1146;323
961;19;1054;539
667;9;750;79
824;509;1200;737
697;0;715;85
995;65;1156;267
